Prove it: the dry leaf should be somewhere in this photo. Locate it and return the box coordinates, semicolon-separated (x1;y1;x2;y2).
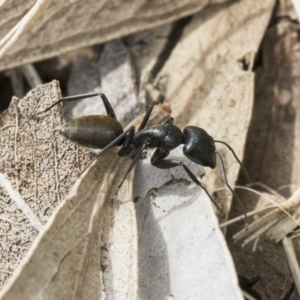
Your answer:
129;0;276;222
0;81;168;298
242;2;300;191
0;81;245;299
0;0;228;71
133;147;243;299
62;0;276;225
0;148;139;300
0;81;95;288
225;2;300;298
0;1;281;297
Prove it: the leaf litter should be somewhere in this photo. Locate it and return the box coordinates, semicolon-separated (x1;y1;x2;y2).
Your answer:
0;81;245;299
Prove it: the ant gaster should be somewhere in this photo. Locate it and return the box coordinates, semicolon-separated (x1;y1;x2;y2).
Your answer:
43;93;250;220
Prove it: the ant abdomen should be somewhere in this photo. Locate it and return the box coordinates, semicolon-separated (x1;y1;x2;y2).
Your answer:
60;115;123;149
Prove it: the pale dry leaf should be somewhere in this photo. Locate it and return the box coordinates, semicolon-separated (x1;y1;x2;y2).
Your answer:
0;0;229;71
134;0;276;221
0;1;9;10
64;29;177;125
63;38;241;299
132;147;243;299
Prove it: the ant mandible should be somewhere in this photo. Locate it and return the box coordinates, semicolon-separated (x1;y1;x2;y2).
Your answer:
43;93;250;215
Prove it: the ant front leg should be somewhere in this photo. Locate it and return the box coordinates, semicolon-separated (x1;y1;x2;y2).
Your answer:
151;148;202;186
151;148;220;210
137;105;174;132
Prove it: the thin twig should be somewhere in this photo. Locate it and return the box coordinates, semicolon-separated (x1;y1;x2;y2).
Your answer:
0;0;51;59
220;205;277;228
21;64;43;88
0;173;43;231
242;290;257;300
282;237;300;296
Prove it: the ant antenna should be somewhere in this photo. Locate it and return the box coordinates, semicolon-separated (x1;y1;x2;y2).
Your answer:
214;140;251;182
215;152;248;229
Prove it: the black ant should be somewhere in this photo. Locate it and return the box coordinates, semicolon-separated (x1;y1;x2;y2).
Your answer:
42;93;250;220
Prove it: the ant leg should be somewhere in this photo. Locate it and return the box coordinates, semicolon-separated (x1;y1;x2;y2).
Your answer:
215;152;248;227
99;93;117;119
95;127;134;158
118;127;136;157
138;105;154;131
41;93;117;119
118;144;147;189
80;126;135;175
138;105;174;131
151;148;221;211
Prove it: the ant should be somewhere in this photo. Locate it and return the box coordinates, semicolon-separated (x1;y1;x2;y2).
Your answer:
42;92;250;219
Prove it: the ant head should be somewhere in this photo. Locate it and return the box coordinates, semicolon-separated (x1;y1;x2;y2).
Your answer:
183;126;216;168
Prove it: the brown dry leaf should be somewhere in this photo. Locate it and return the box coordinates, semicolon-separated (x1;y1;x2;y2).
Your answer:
1;152;137;299
1;149;139;300
243;2;300;192
1;81;243;299
0;80;95;288
0;81;172;298
0;0;231;71
225;2;300;298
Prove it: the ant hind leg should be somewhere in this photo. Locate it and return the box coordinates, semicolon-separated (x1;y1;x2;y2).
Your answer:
42;93;117;119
